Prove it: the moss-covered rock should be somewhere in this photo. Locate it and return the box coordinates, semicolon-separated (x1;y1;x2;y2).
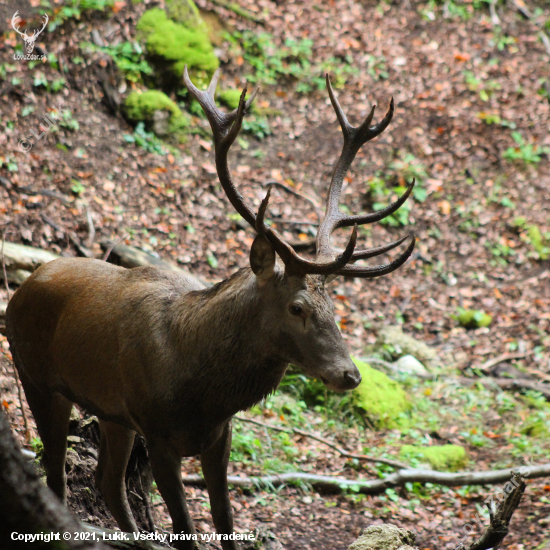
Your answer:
399;444;468;472
136;6;218;90
165;0;204;27
457;309;492;329
352;358;411;428
349;524;417;550
125;90;190;140
376;325;437;367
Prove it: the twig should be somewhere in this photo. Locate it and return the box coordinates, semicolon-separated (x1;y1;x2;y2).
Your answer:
14;184;72;206
478;351;531;372
1;234;30;441
539;31;550;58
102;233;129;262
182;463;550;495
455;376;550;399
463;472;526;550
85;205;96;248
234;415;408;469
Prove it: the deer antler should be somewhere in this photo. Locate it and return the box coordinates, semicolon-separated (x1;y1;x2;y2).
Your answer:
183;66;358;276
183;67;414;278
12;11;27;38
315;75;415;278
33;13;49;39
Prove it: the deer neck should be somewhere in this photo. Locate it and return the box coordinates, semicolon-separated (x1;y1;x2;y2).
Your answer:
172;268;287;420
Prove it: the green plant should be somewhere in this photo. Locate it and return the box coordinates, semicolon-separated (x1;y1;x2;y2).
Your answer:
226;30;358;93
485;239;516;266
503;132;550;164
40;0;115;30
0;156;19;172
364;153;428;227
123;122;166;154
518;224;550;260
242;115;272;140
476;111;516;129
463;71;501;101
70;179;85;194
59;111;79;132
86;41;153;83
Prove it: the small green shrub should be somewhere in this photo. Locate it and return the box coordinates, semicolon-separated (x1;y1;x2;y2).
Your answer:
503;132;550;164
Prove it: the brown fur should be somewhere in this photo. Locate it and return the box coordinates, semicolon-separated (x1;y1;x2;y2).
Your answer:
6;248;360;550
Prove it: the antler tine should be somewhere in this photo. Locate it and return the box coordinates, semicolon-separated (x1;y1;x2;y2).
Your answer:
12;11;26;37
183;66;258;227
316;75;395;260
338;179;415;230
255;185;358;275
37;13;48;34
351;233;410;261
337;234;416;278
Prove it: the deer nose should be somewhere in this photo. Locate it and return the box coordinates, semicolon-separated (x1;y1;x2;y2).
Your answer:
343;369;361;389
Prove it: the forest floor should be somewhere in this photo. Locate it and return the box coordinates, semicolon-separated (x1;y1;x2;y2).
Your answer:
1;0;550;548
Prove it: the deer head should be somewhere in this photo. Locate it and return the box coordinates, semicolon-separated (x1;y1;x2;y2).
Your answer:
12;11;48;55
184;67;416;391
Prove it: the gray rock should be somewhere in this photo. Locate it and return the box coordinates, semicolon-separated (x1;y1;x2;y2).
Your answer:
349;524;417;550
393;355;428;376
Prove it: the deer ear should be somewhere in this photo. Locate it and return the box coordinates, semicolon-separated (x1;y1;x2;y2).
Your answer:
250;234;276;280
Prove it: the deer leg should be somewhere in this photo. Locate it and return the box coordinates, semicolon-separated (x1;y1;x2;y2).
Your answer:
200;421;237;550
96;419;138;533
18;371;73;502
148;441;198;550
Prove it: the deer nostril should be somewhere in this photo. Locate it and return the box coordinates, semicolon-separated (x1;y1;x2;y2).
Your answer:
344;371;361;388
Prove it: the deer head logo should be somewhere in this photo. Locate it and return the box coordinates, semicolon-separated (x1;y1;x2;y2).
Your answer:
12;11;49;55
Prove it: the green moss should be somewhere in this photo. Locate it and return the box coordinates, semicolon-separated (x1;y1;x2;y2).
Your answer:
520;419;550;438
457;309;492;329
125;90;190;139
136;7;218;87
352;358;411;428
165;0;204;27
218;89;260;113
399;444;468;472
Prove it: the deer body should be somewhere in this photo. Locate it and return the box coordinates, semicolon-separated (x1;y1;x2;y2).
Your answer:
7;68;415;549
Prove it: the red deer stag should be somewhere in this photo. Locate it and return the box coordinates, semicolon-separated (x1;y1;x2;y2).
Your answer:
6;67;415;549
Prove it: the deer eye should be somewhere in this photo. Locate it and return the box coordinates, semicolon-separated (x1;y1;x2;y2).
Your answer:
289;304;303;316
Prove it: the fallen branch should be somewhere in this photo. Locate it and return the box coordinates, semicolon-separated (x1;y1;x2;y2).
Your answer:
0;240;59;273
456;376;550;399
478;351;531;372
182;463;550;495
234;416;408;469
464;472;525;550
1;235;29;440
